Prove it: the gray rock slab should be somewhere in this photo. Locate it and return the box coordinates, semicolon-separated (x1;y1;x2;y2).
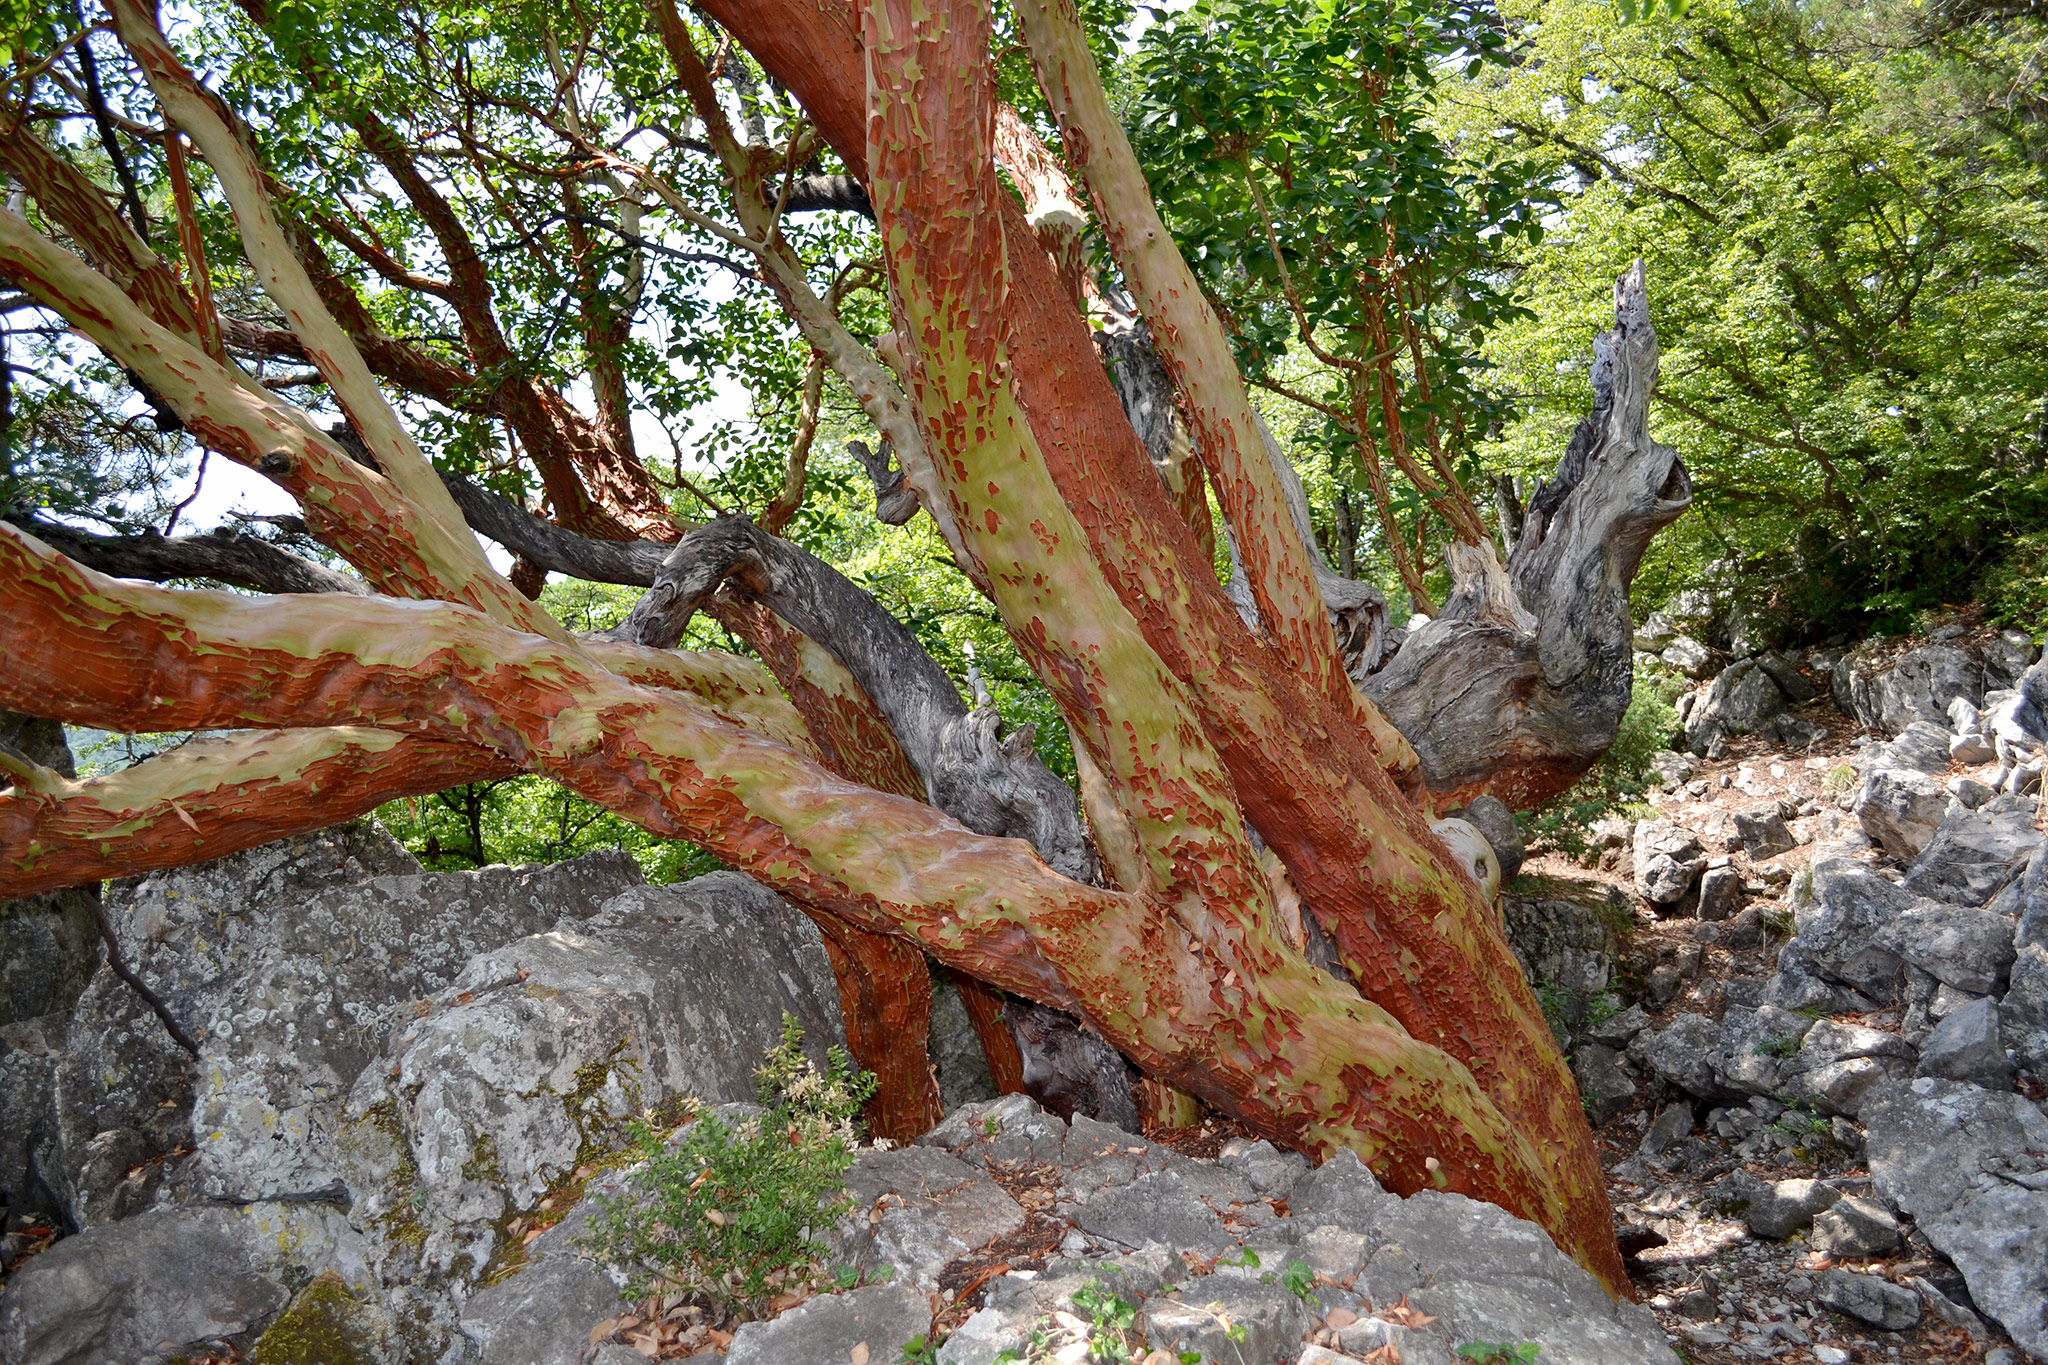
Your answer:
1571;1044;1637;1125
918;1094;1069;1169
1735;808;1798;860
1856;765;1950;860
836;1146;1025;1291
1501;889;1625;1009
1863;1077;2048;1357
1141;1278;1310;1365
1383;1191;1676;1364
1685;659;1788;755
192;850;646;1205
1904;797;2042;906
726;1283;931;1365
0;1201;374;1365
335;872;846;1301
1710;1172;1839;1240
1288;1149;1398;1233
1879;901;2018;994
1776;1019;1916;1116
1071;1165;1240;1255
1809;1195;1902;1258
50;820;429;1227
1816;1269;1921;1330
1916;995;2014;1090
1628;1012;1726;1099
1634;820;1708;904
1781;858;1914;1001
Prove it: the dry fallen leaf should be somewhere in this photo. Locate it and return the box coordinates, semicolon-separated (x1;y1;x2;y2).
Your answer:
587;1318;624;1347
1323;1307;1360;1328
1379;1296;1438;1329
1362;1345;1402;1365
849;1343;870;1365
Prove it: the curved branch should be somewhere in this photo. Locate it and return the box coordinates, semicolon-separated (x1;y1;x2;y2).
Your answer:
7;514;368;595
609;515;1097;883
0;517;1589;1257
2;726;514;898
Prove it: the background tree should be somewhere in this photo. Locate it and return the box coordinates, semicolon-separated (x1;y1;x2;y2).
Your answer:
1446;0;2048;636
0;0;1692;1289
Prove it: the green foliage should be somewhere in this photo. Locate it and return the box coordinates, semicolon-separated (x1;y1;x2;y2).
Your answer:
1522;662;1684;859
582;1017;876;1318
1280;1258;1317;1305
990;1277;1149;1364
1446;0;2048;637
1457;1344;1542;1365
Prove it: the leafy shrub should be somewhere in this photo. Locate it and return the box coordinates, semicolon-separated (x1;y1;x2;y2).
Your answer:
582;1017;876;1317
1522;663;1685;860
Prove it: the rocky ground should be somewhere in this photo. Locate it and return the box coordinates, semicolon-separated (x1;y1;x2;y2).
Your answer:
1514;615;2048;1365
1;617;2045;1365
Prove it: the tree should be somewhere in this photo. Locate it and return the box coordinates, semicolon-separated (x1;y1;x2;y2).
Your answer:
0;0;1688;1291
1445;0;2048;633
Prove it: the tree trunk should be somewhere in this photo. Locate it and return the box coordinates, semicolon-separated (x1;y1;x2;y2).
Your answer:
1361;263;1691;807
0;0;1683;1295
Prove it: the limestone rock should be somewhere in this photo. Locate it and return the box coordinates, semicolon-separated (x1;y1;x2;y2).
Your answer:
1779;859;1912;1002
1878;901;2018;994
335;873;845;1308
1809;1195;1902;1258
1571;1044;1637;1125
726;1283;931;1365
1863;1078;2048;1357
1916;995;2014;1090
835;1146;1025;1291
1634;821;1707;905
1902;795;2041;907
1501;887;1625;1035
0;1201;375;1365
1734;808;1797;860
928;974;998;1113
1776;1019;1916;1116
1841;644;1984;736
1627;1012;1725;1099
51;820;437;1228
1685;659;1789;755
1709;1172;1839;1240
1816;1269;1922;1330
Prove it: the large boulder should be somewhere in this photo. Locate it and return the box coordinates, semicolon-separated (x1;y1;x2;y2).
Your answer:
1853;722;1955;859
189;850;646;1207
335;873;847;1340
49;820;435;1228
1902;795;2041;906
1501;884;1627;1032
1838;644;1984;735
1863;1078;2048;1358
0;1201;376;1365
1877;901;2018;995
1777;859;1914;1003
1683;658;1789;756
1915;996;2013;1090
1633;821;1707;905
1774;1019;1916;1116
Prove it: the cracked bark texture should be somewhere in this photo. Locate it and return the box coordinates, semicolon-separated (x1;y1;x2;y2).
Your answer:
1362;263;1692;807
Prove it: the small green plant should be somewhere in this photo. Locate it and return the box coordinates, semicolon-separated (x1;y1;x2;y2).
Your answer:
1823;763;1856;793
899;1334;941;1363
581;1016;876;1318
1457;1343;1542;1364
1281;1258;1317;1304
1770;1101;1831;1154
1753;1033;1801;1059
1218;1245;1261;1268
993;1278;1146;1363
